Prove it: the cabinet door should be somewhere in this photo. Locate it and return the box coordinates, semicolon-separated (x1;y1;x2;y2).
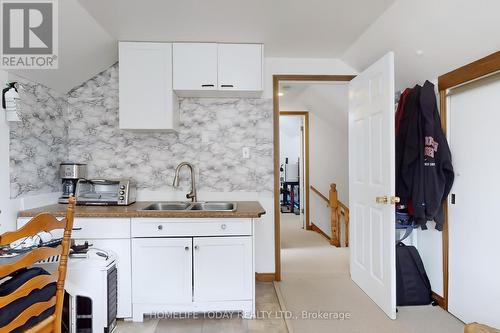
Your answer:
173;43;218;91
73;238;132;318
132;238;192;304
119;42;178;130
218;44;263;91
193;236;253;302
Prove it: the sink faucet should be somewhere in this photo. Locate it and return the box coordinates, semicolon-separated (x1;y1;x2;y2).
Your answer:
173;162;197;202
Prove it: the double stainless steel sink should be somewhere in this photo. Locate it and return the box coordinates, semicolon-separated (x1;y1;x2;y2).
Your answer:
140;201;237;212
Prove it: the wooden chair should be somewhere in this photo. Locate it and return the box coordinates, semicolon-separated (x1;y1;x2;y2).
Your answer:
0;197;75;333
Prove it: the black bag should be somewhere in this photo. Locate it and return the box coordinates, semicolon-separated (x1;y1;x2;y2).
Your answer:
396;242;432;306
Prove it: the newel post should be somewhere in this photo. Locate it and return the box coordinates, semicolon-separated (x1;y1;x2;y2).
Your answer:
329;183;340;247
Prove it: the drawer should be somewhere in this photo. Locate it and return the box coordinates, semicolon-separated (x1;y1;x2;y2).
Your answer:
72;218;131;239
131;218;252;238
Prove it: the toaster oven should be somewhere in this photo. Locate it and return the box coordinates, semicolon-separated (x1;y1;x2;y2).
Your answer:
75;179;137;206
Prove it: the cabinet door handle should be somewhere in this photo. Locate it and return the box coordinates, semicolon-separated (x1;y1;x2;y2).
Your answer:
72;227;82;231
157;225;163;230
185;246;190;251
221;84;234;88
201;84;215;88
194;245;199;250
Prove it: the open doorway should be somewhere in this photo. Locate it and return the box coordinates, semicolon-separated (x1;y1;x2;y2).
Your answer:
274;76;353;281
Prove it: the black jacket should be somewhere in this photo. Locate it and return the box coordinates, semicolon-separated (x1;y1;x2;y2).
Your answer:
420;81;454;230
396;82;454;230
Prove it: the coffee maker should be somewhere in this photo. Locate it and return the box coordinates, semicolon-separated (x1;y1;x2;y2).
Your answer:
59;163;87;204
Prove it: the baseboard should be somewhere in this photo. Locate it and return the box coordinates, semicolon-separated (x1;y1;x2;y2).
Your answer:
432;291;446;309
255;273;276;282
310;223;331;241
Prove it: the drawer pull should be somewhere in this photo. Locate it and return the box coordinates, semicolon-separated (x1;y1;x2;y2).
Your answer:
221;224;227;230
201;84;215;88
157;225;163;231
72;227;82;231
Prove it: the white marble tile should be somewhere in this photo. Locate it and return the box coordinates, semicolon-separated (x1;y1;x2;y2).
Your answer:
9;64;274;198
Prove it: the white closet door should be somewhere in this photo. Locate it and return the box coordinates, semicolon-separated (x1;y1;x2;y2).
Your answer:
448;74;500;329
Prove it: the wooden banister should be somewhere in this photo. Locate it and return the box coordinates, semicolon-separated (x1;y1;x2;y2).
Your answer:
310;183;350;248
310;185;329;204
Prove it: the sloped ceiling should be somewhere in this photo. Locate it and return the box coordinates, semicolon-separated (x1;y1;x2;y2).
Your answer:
76;0;395;58
8;0;117;94
279;81;349;132
342;0;500;90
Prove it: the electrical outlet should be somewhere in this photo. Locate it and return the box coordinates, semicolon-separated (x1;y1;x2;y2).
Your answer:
242;147;250;159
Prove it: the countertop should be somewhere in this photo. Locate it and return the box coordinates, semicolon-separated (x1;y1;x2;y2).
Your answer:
17;201;266;219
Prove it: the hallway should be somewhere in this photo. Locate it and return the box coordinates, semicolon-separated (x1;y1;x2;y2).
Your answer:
276;213;464;333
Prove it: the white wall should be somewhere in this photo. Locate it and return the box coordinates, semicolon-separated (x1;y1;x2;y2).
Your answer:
342;0;500;90
279;116;301;165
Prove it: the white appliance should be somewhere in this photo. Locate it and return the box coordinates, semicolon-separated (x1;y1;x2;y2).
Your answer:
63;250;118;333
284;163;299;182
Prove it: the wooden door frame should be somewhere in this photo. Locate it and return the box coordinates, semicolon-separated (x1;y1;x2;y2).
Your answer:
437;51;500;309
273;74;355;281
279;111;310;231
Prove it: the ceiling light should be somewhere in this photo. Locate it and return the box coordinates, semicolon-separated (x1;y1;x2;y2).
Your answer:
278;92;284;97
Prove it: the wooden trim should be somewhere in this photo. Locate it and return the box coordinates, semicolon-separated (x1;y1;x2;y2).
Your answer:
311;223;331;241
273;74;354;282
438;51;500;90
273;75;281;282
437;51;500;311
280;111;310;231
432;292;446;309
255;273;276;282
310;185;329;204
439;90;450;311
274;74;356;82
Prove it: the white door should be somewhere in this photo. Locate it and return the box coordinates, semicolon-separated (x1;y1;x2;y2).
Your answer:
132;238;192;304
447;74;500;328
349;52;396;319
173;43;218;91
193;236;253;302
218;44;263;91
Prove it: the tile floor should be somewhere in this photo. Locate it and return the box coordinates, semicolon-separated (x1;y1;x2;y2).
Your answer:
115;282;288;333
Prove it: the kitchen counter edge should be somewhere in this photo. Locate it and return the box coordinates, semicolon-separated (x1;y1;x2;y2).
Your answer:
17;201;266;219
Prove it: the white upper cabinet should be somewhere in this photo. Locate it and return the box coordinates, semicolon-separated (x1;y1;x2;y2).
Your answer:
218;43;263;92
119;42;178;130
173;43;263;97
173;43;218;91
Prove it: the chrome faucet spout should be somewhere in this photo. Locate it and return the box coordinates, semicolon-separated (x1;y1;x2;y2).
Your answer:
173;162;197;202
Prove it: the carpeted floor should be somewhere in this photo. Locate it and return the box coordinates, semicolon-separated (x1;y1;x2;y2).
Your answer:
276;213;465;333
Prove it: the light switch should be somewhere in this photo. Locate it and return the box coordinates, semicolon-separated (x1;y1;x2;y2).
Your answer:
242;147;250;159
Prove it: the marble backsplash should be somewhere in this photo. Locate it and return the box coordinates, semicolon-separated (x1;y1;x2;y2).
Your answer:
9;75;68;198
9;64;274;198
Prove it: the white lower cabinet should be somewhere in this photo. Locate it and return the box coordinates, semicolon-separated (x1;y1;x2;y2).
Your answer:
132;238;192;304
193;237;253;302
131;219;255;322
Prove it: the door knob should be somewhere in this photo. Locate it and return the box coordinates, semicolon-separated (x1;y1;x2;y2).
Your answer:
376;196;400;205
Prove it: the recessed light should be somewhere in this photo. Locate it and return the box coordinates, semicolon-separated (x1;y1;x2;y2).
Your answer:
278;92;284;97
